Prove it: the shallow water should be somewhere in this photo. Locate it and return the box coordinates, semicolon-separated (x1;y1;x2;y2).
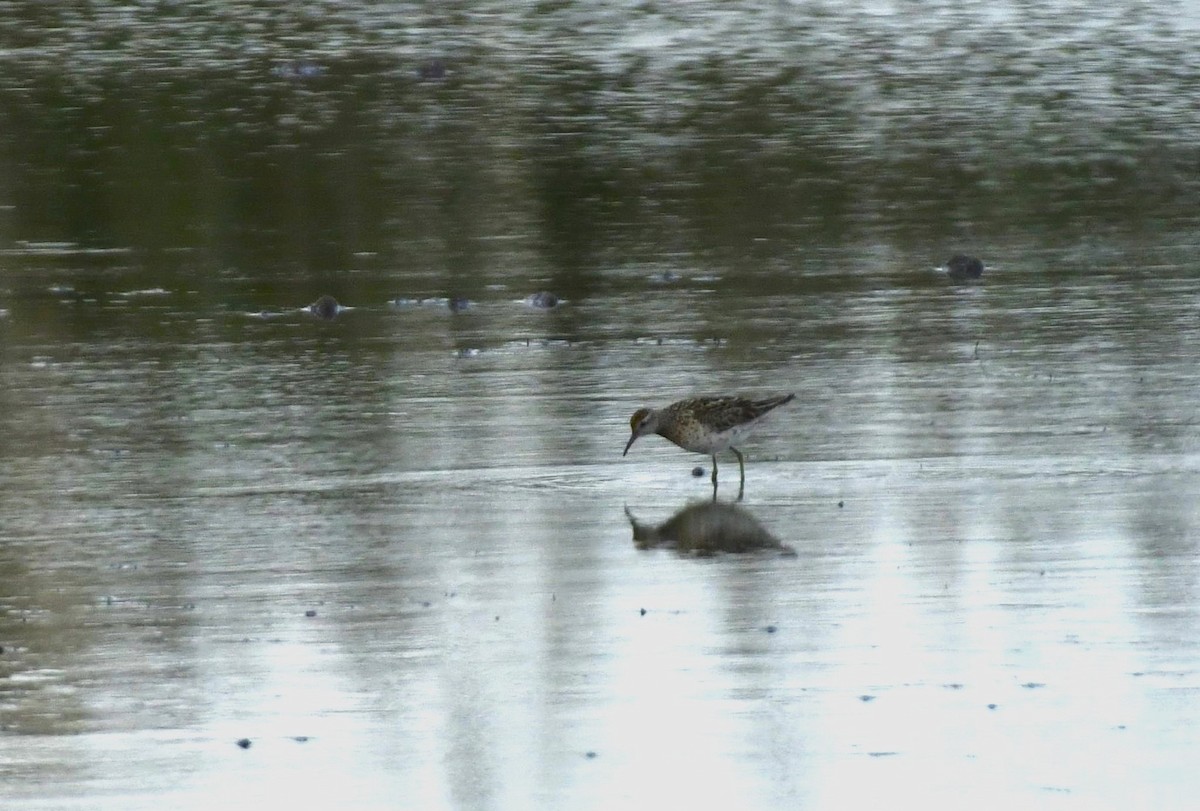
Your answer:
3;3;1200;810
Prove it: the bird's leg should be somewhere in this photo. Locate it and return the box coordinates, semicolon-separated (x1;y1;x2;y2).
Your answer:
732;448;745;501
710;455;718;485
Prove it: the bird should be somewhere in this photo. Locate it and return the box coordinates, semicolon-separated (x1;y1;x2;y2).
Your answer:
623;394;795;497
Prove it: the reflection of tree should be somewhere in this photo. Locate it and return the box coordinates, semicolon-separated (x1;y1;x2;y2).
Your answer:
625;501;795;557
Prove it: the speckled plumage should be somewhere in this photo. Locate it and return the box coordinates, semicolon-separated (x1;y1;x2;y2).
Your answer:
623;394;794;496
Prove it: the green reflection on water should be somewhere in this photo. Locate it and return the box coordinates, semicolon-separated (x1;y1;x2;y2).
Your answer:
1;1;1198;273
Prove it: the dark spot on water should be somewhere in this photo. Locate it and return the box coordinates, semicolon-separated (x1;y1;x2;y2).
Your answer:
859;694;876;702
944;683;964;690
691;466;705;477
987;703;998;710
868;751;898;758
838;500;844;508
273;61;325;80
308;295;340;320
421;601;431;608
293;736;310;743
1021;682;1045;689
305;609;317;618
0;646;5;654
585;751;597;759
640;608;647;616
765;625;777;634
946;253;984;280
495;615;500;621
417;58;447;81
448;297;470;312
236;738;252;749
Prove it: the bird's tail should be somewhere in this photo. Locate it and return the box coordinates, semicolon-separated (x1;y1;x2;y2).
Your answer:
756;393;796;411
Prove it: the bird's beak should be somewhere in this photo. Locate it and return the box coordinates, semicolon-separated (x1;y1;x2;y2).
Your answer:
623;433;638;457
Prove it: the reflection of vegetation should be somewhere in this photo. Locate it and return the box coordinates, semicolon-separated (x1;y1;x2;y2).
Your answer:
625;501;796;557
1;3;1198;259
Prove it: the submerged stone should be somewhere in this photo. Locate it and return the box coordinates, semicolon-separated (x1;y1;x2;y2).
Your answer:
526;291;559;309
946;254;984;280
308;295;341;320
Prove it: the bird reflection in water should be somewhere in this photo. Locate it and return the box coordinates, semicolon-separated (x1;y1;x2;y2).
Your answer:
625;501;796;557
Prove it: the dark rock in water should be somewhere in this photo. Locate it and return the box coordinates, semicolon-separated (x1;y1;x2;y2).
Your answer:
273;61;325;80
691;466;705;478
625;501;796;556
526;291;559;309
648;270;681;284
304;609;317;618
417;58;447;81
308;295;341;320
236;738;252;749
946;254;984;280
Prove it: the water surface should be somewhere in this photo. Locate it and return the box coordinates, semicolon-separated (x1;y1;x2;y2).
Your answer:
2;3;1199;810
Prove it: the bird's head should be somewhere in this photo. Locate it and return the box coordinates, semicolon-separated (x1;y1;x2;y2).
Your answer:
623;408;656;456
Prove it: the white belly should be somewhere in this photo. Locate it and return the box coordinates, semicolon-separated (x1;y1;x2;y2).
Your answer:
681;424;747;455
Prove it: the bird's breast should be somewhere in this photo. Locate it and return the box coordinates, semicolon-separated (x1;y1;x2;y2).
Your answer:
663;425;740;455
